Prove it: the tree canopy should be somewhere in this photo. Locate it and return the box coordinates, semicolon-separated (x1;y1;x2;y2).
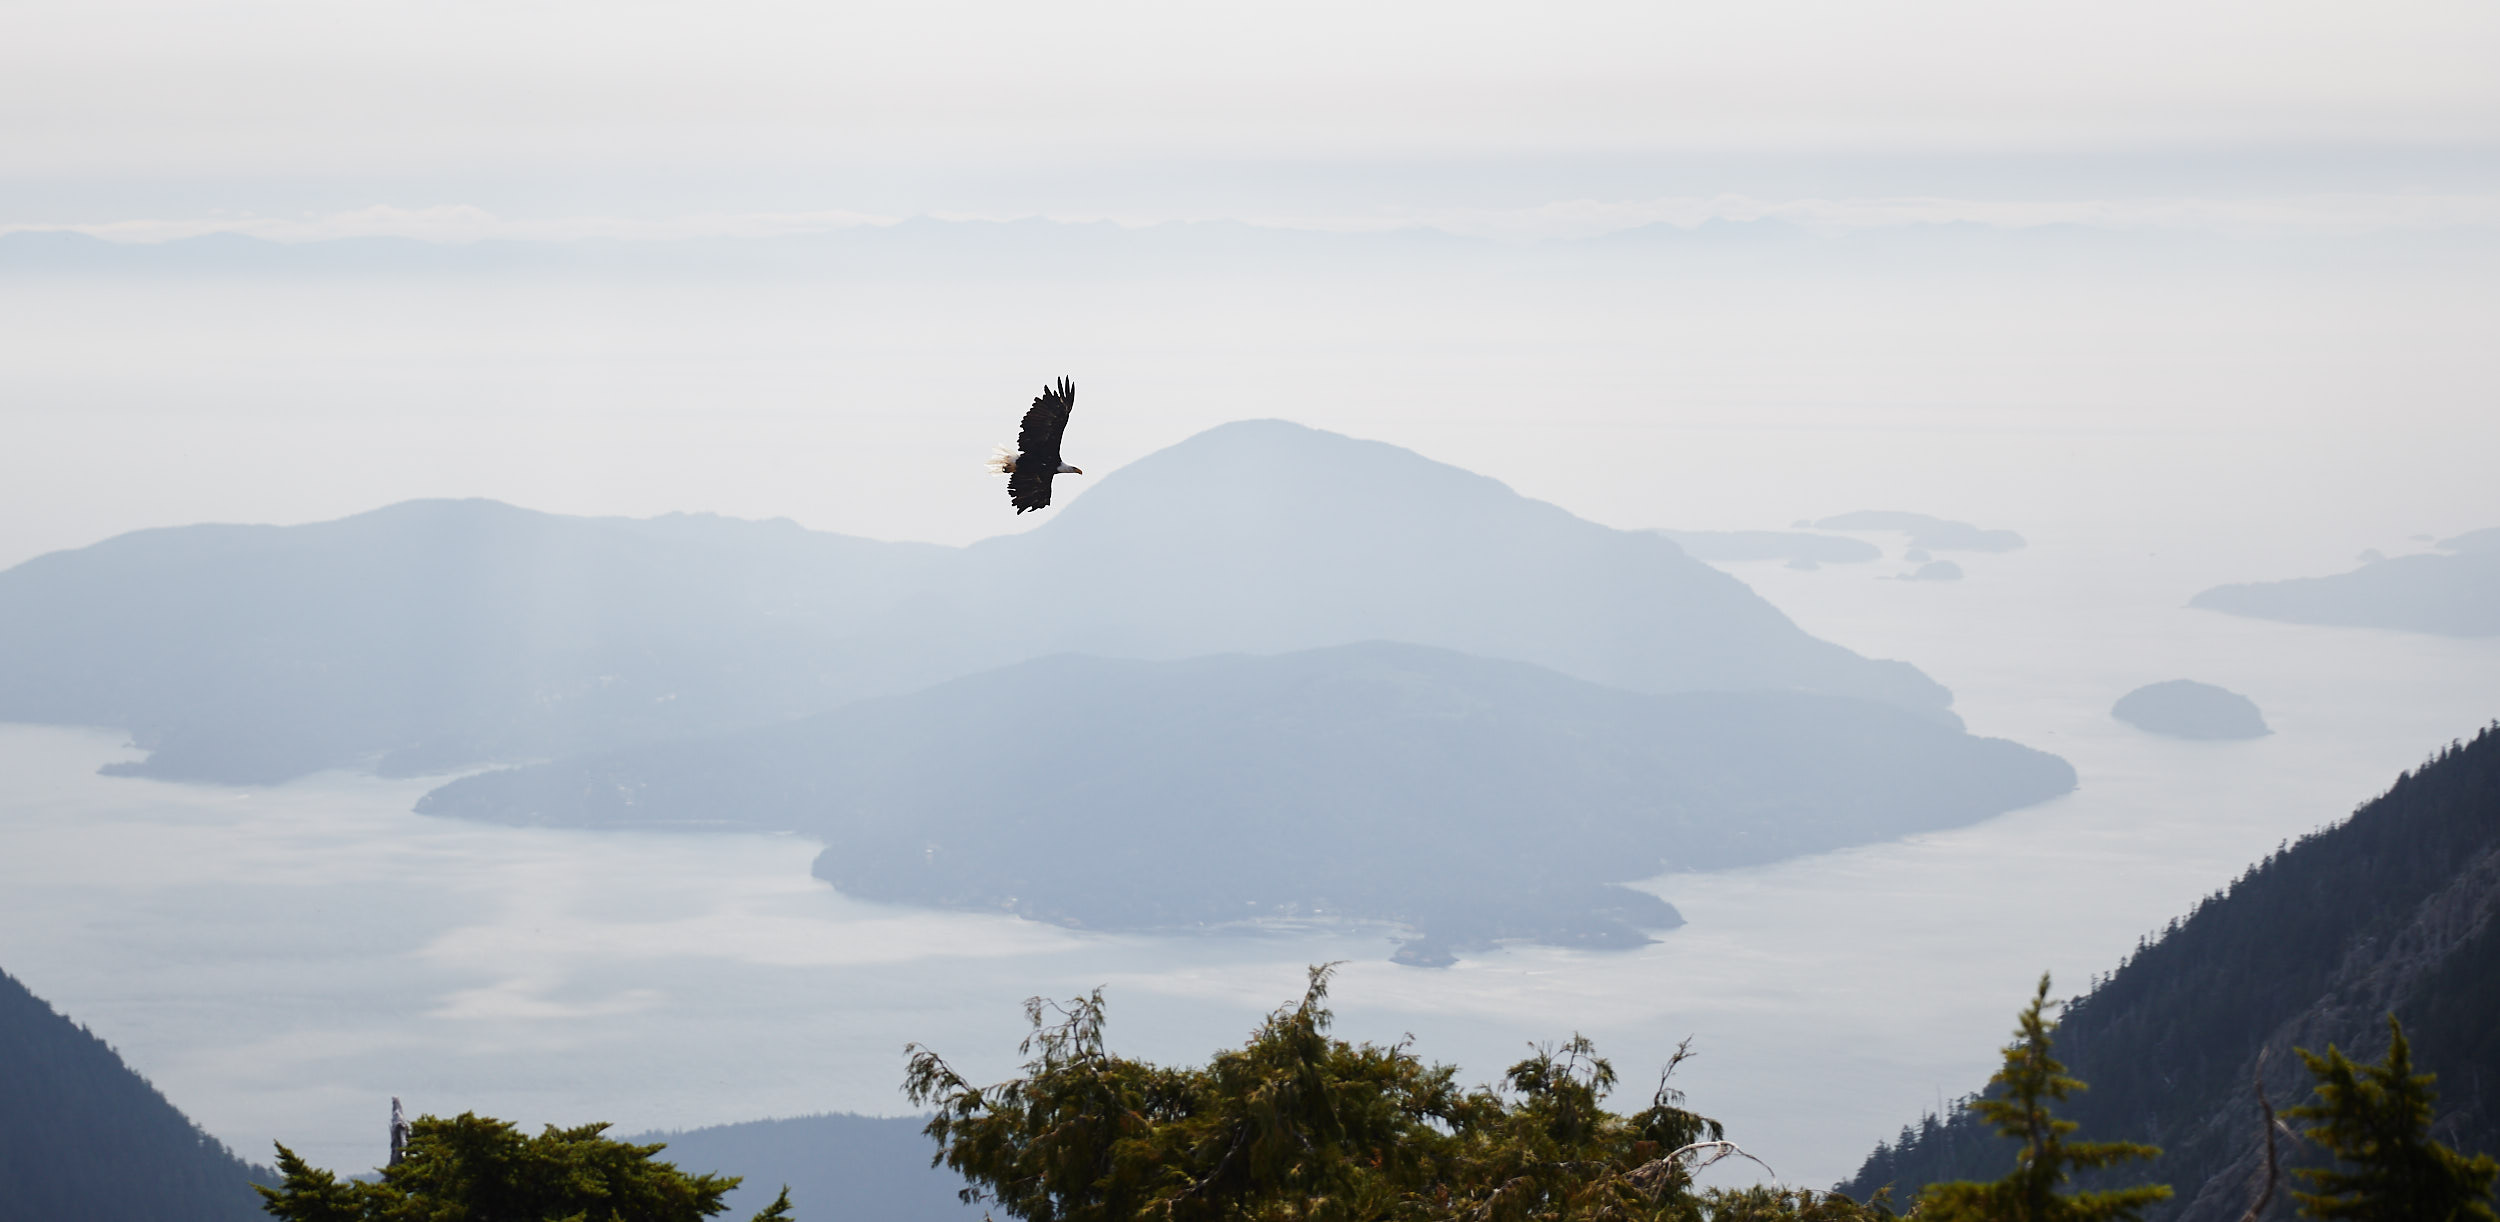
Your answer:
1841;726;2500;1206
255;1112;793;1222
2288;1016;2498;1221
1914;975;2171;1222
903;964;1893;1222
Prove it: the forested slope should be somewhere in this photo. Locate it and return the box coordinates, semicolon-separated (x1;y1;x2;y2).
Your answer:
0;967;269;1220
1842;723;2500;1220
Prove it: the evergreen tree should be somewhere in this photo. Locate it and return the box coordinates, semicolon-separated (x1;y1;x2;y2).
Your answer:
904;964;1898;1222
1917;975;2171;1222
2288;1015;2499;1221
1842;728;2500;1206
904;966;1469;1222
256;1112;792;1222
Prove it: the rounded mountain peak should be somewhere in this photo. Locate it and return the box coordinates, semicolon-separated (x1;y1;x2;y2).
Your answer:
1037;418;1529;536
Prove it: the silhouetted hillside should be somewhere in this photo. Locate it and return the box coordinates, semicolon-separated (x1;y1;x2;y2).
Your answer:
2190;528;2500;637
0;967;269;1220
630;1113;979;1222
0;421;1949;784
421;642;2070;959
1841;723;2500;1220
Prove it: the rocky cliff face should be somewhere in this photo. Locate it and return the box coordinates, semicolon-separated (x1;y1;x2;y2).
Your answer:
2166;834;2500;1220
1842;724;2500;1220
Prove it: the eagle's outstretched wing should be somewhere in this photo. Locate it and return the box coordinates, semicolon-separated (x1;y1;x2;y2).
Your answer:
1009;377;1075;513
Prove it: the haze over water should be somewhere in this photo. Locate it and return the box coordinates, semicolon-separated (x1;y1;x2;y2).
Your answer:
4;506;2492;1187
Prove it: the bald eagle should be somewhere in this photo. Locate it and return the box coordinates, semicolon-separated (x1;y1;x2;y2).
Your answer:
985;377;1084;513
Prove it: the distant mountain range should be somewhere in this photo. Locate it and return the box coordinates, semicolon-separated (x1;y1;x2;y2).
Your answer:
2190;527;2500;638
0;967;270;1221
421;641;2072;959
1805;511;2026;554
1651;511;2024;574
0;221;1493;281
629;1114;977;1222
0;420;1951;785
1841;723;2500;1220
8;220;2476;283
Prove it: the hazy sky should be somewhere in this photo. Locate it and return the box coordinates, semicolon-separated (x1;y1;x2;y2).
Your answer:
3;0;2496;563
6;0;2498;229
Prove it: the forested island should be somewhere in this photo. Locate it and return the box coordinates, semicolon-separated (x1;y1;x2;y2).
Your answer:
419;642;2073;961
2112;680;2271;740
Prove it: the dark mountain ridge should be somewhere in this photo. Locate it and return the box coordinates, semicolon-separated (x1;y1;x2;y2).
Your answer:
0;420;1948;784
420;641;2071;959
1841;723;2500;1219
0;966;270;1220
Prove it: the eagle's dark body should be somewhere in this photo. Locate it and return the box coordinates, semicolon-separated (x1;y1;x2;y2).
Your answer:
995;377;1081;514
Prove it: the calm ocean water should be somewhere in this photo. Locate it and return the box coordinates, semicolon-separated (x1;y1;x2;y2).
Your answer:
3;515;2492;1187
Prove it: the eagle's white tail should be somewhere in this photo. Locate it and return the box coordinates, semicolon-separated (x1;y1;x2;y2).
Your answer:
984;445;1020;474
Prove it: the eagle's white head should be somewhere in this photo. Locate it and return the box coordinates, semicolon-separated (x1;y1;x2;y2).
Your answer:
986;447;1083;476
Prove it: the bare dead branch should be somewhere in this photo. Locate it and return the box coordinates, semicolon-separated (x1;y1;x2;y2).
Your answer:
2241;1065;2278;1222
1624;1139;1778;1199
